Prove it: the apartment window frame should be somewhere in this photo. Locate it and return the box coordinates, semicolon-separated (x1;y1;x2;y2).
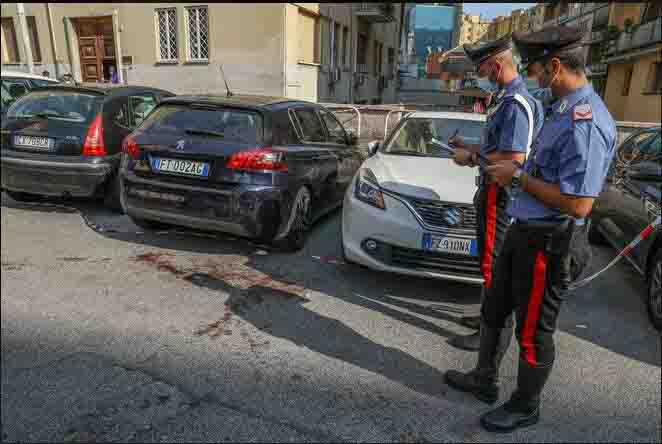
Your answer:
644;62;662;95
185;5;209;63
622;65;634;96
331;21;340;69
1;17;20;64
341;26;348;68
26;16;42;63
297;9;320;65
155;8;178;63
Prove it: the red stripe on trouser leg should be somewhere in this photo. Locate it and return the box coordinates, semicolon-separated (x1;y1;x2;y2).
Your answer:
522;251;548;366
481;183;499;289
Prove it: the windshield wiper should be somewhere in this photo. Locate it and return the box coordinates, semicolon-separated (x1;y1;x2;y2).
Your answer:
185;128;225;138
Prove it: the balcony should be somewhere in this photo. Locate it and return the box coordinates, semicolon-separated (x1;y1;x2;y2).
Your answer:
605;17;662;55
355;3;395;23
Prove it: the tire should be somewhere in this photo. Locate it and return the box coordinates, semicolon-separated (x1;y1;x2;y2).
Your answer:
274;186;311;252
647;249;662;331
5;190;43;202
588;218;607;245
129;216;171;231
103;174;124;214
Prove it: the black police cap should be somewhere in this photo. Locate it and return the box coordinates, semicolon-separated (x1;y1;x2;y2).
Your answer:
512;25;586;66
463;35;512;66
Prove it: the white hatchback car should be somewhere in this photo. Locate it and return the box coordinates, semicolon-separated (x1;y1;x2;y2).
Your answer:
342;111;486;285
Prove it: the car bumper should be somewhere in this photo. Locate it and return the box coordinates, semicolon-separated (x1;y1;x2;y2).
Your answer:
1;150;114;197
342;185;483;285
121;171;292;239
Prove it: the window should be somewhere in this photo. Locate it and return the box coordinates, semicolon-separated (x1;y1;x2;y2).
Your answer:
130;94;158;128
342;26;348;67
26;17;41;62
332;22;340;68
373;41;380;75
186;6;209;61
387;47;395;79
622;65;633;96
385;118;484;156
320;109;348;145
272;110;299;145
1;17;19;63
357;33;367;69
111;98;130;129
298;10;319;64
645;62;662;94
293;108;326;143
156;8;178;62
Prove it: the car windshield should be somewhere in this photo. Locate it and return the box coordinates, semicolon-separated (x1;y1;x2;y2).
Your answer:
6;90;102;123
383;117;484;157
138;104;264;144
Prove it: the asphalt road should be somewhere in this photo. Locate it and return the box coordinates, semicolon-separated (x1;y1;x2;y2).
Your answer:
1;193;660;443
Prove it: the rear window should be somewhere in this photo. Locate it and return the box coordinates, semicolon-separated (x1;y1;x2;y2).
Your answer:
384;117;485;157
7;90;102;123
138;104;264;145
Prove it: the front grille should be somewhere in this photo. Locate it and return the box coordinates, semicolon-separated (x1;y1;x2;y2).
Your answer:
404;196;477;231
391;245;482;277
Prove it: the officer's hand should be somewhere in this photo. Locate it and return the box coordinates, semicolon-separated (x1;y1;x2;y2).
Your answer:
486;161;519;187
453;148;473;167
448;134;467;149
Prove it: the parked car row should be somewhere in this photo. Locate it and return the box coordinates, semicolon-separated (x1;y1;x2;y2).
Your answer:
1;79;659;329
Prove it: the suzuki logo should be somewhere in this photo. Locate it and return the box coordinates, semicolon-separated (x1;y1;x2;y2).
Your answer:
175;139;186;151
443;208;462;226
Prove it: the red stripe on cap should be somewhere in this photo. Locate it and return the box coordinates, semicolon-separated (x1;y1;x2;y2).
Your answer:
481;183;499;289
522;251;548;366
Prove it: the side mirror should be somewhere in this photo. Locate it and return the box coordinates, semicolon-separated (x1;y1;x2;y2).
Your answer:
368;140;381;156
346;131;358;146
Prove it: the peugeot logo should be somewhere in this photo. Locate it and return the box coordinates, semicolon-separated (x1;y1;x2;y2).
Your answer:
443;208;462;226
175;139;186;151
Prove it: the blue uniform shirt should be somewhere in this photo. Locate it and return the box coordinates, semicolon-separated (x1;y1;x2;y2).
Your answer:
507;84;617;221
481;76;545;160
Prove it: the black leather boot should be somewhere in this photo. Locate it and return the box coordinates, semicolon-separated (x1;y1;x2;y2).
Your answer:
444;322;512;404
480;359;553;433
448;330;481;351
459;315;481;330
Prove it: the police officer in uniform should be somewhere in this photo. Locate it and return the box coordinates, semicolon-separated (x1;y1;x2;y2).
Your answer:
447;35;544;353
445;25;618;432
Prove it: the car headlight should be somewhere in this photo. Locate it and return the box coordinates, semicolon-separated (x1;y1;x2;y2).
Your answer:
355;168;385;210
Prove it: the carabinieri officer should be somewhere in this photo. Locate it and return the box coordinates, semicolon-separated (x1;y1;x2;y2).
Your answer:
445;25;618;432
447;35;544;356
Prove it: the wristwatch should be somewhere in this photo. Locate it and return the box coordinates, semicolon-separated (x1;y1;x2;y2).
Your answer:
512;168;524;189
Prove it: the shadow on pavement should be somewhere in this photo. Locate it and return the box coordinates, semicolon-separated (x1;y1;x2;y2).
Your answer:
3;191;660;369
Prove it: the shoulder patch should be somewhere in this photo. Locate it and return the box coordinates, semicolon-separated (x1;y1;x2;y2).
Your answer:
573;103;593;121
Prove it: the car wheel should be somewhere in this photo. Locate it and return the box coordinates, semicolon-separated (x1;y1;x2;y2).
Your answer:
588;219;607;245
275;186;311;252
103;174;124;214
5;190;43;203
129;216;170;231
647;249;662;331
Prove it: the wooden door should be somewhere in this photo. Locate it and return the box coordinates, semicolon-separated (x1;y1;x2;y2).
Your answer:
76;17;115;83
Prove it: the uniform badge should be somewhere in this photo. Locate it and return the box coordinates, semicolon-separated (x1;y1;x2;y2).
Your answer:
573;103;593;120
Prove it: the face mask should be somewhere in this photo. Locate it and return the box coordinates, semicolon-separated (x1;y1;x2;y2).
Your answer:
540;61;559;95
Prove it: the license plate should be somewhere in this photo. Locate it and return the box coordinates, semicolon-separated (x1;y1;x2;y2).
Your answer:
151;157;209;177
423;233;478;256
14;135;53;150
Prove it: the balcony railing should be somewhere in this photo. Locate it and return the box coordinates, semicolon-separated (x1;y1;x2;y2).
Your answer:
587;62;607;75
606;17;662;55
355;3;395;23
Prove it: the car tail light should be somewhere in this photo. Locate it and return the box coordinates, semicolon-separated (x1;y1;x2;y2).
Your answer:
226;148;288;172
122;135;140;160
83;113;106;156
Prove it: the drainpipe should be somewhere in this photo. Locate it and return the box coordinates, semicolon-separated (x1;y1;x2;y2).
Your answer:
17;3;34;74
112;10;125;84
45;3;60;78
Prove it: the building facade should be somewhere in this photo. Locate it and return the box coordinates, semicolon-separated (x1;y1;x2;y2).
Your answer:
458;13;489;46
1;3;403;104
